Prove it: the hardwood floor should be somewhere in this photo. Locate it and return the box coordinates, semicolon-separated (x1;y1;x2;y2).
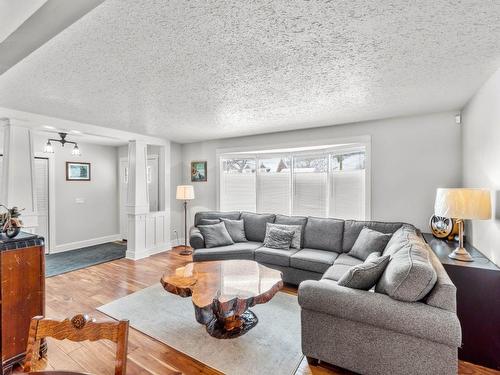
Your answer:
13;247;499;375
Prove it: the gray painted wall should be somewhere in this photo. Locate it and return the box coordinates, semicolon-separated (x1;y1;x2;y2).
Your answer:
33;134;120;247
462;67;500;267
180;111;462;232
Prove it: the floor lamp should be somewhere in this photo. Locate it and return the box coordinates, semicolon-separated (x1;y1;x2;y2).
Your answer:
176;185;195;255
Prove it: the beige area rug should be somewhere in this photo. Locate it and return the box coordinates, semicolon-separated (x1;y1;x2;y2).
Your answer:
98;284;303;375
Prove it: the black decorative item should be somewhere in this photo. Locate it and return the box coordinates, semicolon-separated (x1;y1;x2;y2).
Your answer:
429;215;458;241
0;205;23;238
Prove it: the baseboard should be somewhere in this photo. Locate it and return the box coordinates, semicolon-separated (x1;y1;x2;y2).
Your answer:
51;234;123;254
169;239;180;249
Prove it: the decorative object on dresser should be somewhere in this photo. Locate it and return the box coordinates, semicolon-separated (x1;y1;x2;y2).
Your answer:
191;161;207;182
176;185;195;255
0;205;23;238
161;259;283;338
23;314;129;374
423;233;500;371
0;232;45;375
429;215;459;241
434;188;491;261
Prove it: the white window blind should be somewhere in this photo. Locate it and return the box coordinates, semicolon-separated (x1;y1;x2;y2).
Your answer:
220;146;367;219
292;154;328;217
220;158;256;212
257;157;291;214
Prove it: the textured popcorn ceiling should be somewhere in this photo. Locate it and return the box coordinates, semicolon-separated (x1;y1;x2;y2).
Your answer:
0;0;499;143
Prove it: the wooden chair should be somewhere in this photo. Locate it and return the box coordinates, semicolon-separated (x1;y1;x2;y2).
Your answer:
23;314;129;375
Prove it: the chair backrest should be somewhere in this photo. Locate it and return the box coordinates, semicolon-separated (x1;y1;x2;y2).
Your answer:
24;314;129;374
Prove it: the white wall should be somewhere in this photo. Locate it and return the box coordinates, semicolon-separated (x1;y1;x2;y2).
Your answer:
33;134;120;250
462;67;500;267
170;142;184;245
180;112;462;231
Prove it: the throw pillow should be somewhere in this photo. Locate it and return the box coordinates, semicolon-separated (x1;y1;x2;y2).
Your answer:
263;227;295;250
337;253;390;290
198;218;221;226
220;218;247;243
348;227;392;261
197;222;234;248
265;222;303;249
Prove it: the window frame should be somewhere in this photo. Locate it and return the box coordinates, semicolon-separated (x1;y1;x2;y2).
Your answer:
216;136;371;219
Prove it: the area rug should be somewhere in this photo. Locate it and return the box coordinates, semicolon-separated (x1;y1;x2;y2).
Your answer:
45;242;126;277
98;284;303;375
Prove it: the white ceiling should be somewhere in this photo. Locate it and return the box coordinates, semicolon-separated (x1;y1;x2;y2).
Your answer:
0;0;47;43
0;0;499;144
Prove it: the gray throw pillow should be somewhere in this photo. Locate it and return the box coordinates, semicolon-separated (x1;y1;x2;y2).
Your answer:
337;253;390;290
220;218;247;243
263;227;295;250
198;218;220;226
197;222;234;248
265;222;303;249
348;227;391;260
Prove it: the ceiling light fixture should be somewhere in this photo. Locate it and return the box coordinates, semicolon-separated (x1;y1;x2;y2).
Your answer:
43;132;81;156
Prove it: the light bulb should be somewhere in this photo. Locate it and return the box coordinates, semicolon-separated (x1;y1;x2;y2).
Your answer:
72;144;81;156
44;141;54;153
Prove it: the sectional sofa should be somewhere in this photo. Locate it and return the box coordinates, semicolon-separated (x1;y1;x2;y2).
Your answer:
189;211;461;375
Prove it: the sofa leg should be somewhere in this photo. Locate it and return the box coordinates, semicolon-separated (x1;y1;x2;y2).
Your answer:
306;356;319;366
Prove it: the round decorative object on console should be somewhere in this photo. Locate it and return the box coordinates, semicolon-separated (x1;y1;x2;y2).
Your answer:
429;215;456;240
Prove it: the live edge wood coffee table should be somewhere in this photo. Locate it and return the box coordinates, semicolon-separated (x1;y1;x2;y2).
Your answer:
161;260;283;339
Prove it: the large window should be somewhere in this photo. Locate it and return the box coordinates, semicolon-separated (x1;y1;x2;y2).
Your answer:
219;145;367;219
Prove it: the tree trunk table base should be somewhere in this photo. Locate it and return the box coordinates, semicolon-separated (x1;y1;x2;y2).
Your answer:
161;260;283;339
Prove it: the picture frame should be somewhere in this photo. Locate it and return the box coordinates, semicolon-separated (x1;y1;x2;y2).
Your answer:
66;162;91;181
191;161;207;182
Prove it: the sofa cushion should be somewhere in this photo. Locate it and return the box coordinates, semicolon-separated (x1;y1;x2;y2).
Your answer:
195;211;241;226
275;215;308;247
303;217;344;252
337;253;390;290
342;220;405;252
334;253;364;267
382;224;417;257
199;218;220;225
220;218;247;243
255;246;299;267
241;212;276;242
376;238;438;302
348;227;392;260
192;242;262;261
290;248;339;273
322;264;352;281
265;222;303;249
197;222;234;248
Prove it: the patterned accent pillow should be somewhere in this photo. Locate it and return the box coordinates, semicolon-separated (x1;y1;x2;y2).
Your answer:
337;253;390;290
265;223;303;249
263;227;295;250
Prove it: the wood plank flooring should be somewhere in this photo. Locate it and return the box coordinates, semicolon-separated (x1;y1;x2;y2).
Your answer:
13;247;499;375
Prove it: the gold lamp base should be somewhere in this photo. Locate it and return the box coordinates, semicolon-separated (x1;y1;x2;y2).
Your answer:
448;247;473;262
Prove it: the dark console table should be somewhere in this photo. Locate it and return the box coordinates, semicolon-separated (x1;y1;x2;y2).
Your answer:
423;233;500;370
0;232;45;375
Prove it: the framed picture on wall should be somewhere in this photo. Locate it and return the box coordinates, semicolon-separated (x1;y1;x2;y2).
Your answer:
66;162;91;181
191;161;207;182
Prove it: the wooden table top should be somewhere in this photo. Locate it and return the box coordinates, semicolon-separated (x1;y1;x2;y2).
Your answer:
26;372;91;375
160;259;283;308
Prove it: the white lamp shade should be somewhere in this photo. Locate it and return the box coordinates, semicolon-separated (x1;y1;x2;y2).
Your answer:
176;185;195;200
434;188;491;220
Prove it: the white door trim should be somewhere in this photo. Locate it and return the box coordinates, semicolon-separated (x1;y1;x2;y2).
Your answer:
34;152;56;253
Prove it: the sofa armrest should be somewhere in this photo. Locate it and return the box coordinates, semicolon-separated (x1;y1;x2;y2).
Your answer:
298;279;461;347
189;226;205;249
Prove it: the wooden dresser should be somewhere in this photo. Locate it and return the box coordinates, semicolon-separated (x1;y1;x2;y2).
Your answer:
423;233;500;371
0;232;45;375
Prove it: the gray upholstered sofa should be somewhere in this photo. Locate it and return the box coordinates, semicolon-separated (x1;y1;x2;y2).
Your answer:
189;211;461;375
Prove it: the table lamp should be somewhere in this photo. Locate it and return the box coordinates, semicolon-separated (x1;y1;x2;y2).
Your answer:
434;188;491;261
176;185;195;255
